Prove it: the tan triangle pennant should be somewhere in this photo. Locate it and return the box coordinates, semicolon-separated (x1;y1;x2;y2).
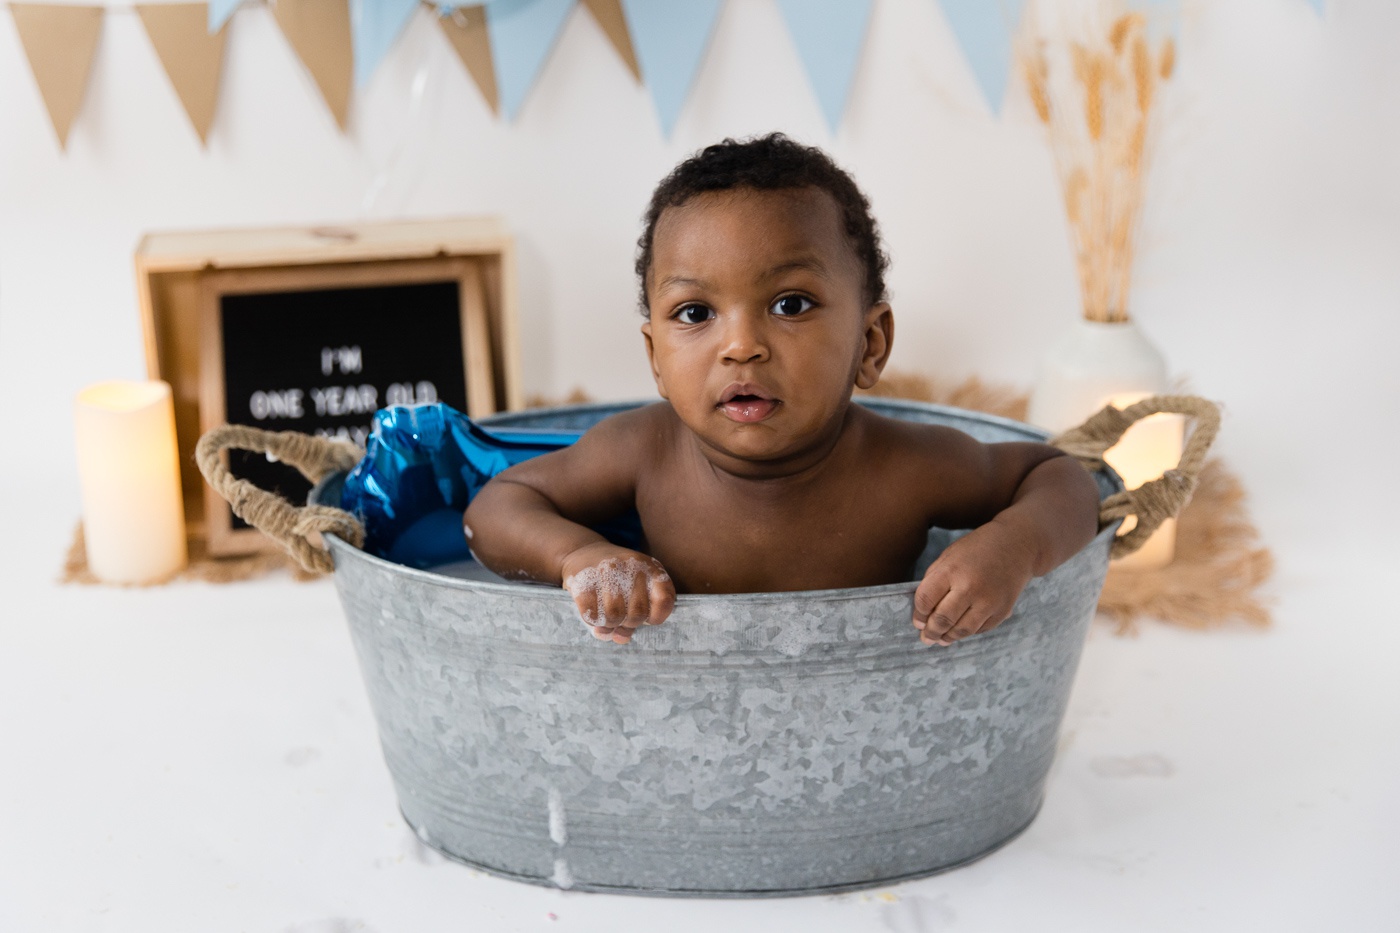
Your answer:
272;0;354;131
9;3;104;149
135;4;228;145
436;5;498;115
582;0;639;82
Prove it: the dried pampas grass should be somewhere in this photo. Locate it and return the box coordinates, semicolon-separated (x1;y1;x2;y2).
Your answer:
1018;1;1174;323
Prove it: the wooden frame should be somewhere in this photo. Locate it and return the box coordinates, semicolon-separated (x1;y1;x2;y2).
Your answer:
196;258;494;555
136;217;520;556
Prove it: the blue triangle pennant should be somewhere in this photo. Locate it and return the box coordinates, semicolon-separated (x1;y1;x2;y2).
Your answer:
208;0;240;33
351;0;423;87
620;0;724;137
937;0;1026;113
485;0;577;120
776;0;874;132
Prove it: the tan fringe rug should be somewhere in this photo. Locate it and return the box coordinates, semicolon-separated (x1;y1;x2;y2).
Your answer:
62;522;318;586
63;376;1273;632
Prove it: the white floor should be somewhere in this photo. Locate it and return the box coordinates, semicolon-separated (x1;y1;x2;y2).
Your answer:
2;461;1395;933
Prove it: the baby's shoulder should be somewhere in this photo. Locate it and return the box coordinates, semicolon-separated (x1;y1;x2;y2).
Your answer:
576;401;677;451
853;406;987;468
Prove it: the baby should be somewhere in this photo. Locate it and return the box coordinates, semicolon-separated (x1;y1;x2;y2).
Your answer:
464;134;1101;647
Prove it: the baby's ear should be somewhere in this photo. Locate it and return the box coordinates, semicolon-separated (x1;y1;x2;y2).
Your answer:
855;303;894;390
641;320;669;399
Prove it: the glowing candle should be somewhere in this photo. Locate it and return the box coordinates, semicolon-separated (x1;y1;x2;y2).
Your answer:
1104;391;1184;569
74;380;187;583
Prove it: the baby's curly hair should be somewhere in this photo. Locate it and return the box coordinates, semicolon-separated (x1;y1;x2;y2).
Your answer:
635;133;889;314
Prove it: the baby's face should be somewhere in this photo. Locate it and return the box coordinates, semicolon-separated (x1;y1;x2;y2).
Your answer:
642;187;891;472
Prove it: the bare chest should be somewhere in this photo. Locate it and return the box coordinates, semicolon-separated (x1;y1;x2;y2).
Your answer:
634;466;933;594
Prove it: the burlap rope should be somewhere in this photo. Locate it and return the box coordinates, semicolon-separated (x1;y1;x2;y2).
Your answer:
195;393;1218;575
1051;395;1221;559
195;425;365;575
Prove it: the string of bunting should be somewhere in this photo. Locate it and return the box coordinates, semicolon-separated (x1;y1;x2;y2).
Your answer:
9;0;1326;149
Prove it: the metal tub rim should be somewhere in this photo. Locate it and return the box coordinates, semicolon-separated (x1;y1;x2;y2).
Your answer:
312;396;1118;623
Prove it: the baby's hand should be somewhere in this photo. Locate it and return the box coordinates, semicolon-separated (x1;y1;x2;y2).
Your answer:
912;523;1036;647
561;543;675;645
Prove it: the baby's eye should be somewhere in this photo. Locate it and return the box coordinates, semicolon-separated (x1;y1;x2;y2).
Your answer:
771;295;814;317
674;304;714;325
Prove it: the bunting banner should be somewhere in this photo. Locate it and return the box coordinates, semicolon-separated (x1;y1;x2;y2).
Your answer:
936;0;1027;112
207;0;239;33
351;0;422;87
6;0;1328;148
137;3;228;145
437;5;499;113
484;0;576;121
9;3;103;148
272;0;354;130
777;0;874;132
581;0;640;82
620;0;723;137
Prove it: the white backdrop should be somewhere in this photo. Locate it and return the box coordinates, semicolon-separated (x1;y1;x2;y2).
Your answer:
3;2;1399;930
4;0;1399;548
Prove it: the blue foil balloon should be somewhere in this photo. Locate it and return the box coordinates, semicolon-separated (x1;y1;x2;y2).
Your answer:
340;404;642;569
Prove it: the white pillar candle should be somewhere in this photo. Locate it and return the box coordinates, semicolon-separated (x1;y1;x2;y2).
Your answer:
74;380;188;583
1104;391;1184;570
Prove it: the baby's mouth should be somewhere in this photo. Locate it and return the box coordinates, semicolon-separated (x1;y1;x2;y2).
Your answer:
718;384;779;423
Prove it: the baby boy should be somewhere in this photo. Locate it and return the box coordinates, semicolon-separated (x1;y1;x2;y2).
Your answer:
464;134;1101;646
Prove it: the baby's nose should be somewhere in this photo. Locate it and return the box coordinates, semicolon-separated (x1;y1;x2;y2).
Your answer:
720;313;770;363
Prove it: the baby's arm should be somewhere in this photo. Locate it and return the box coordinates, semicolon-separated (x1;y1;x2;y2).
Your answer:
912;434;1100;646
463;410;674;644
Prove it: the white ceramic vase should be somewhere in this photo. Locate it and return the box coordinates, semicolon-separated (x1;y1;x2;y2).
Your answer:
1027;318;1168;432
1028;319;1180;568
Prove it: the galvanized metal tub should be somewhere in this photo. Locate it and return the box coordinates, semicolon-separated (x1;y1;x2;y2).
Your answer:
313;399;1122;897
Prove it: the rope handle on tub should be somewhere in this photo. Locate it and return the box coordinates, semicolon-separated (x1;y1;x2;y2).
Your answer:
195;425;365;575
1050;394;1222;559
